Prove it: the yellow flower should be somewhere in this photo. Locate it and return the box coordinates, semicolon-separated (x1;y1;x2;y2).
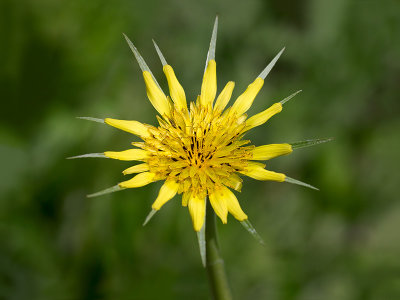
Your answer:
72;17;330;232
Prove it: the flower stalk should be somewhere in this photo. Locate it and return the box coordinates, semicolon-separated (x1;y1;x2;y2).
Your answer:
205;200;232;300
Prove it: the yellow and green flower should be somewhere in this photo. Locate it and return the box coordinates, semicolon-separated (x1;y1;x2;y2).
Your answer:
71;17;330;233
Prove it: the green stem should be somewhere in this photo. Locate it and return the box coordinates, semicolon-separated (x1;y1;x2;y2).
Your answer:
205;201;232;300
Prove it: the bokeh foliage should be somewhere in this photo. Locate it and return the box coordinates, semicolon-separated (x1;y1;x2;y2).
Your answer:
1;0;400;299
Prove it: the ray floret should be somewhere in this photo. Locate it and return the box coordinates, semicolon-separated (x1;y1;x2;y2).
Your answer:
123;33;170;116
151;41;188;111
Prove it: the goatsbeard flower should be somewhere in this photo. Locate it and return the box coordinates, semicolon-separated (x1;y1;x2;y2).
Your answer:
71;17;329;232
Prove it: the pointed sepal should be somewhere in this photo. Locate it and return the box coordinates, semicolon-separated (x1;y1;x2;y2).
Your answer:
285;176;319;190
77;117;105;123
143;209;157;226
87;184;124;198
279;90;302;105
67;153;107;159
205;15;218;67
291;137;334;149
152;39;168;66
197;224;206;267
123;33;163;91
258;47;285;80
240;219;265;245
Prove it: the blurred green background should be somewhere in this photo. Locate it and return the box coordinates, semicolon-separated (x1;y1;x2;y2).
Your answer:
1;0;400;299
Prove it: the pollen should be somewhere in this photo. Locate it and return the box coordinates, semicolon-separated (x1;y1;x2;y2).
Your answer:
143;101;253;201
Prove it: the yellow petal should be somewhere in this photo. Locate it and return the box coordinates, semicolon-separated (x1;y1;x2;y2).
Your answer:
122;163;149;175
163;65;187;111
152;180;180;210
188;195;206;231
119;172;155;188
221;186;247;221
252;144;293;160
221;173;243;192
245;102;282;130
199;60;217;107
104;149;148;161
214;81;235;113
104;118;150;138
143;71;170;116
230;77;264;116
240;163;285;182
209;189;228;224
182;191;191;207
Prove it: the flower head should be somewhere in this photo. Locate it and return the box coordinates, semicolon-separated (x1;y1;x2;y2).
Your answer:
72;17;329;232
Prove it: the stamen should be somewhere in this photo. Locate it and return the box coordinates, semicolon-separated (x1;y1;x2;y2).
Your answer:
257;47;285;80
